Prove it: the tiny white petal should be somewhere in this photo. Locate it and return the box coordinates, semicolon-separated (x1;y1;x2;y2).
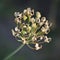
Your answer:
32;36;37;41
41;17;46;22
40;36;43;40
11;29;16;36
36;11;41;19
27;8;31;12
39;22;44;26
16;33;19;37
35;43;42;50
48;38;52;42
19;13;22;18
15;27;18;31
41;27;47;32
30;18;35;23
45;20;49;26
23;25;26;28
45;29;50;34
15;18;20;23
35;43;39;47
45;25;49;29
26;8;31;15
14;12;19;17
36;18;40;23
49;23;52;27
23;9;27;13
44;36;51;43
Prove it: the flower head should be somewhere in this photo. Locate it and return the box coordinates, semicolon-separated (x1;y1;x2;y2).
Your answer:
12;8;52;50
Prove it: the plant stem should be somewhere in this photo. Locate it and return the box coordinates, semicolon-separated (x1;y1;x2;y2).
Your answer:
4;44;25;60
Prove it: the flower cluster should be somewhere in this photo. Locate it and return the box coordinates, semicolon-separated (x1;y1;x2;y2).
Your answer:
12;8;52;50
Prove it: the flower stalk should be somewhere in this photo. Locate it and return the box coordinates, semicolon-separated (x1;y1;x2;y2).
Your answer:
4;44;25;60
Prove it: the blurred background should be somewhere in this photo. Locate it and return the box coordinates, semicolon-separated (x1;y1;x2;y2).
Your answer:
0;0;60;60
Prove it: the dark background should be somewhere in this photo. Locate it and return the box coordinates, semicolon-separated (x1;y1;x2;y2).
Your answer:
0;0;60;60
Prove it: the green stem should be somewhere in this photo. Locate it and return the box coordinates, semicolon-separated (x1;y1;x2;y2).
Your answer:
4;44;25;60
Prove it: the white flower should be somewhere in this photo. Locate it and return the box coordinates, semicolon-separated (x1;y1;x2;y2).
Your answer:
35;18;40;23
12;29;20;37
41;23;50;34
49;23;52;27
23;25;26;28
45;20;49;26
44;36;51;43
23;15;27;20
30;18;35;23
41;17;46;22
14;12;20;17
27;8;31;12
35;43;42;50
21;37;26;44
40;36;44;40
39;17;46;26
39;22;44;26
41;27;47;32
15;27;18;31
32;36;37;41
15;27;20;32
44;25;49;29
15;18;20;23
32;23;37;28
23;9;27;13
27;8;31;15
36;11;41;19
23;8;34;17
19;13;22;19
11;29;16;36
45;29;50;34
